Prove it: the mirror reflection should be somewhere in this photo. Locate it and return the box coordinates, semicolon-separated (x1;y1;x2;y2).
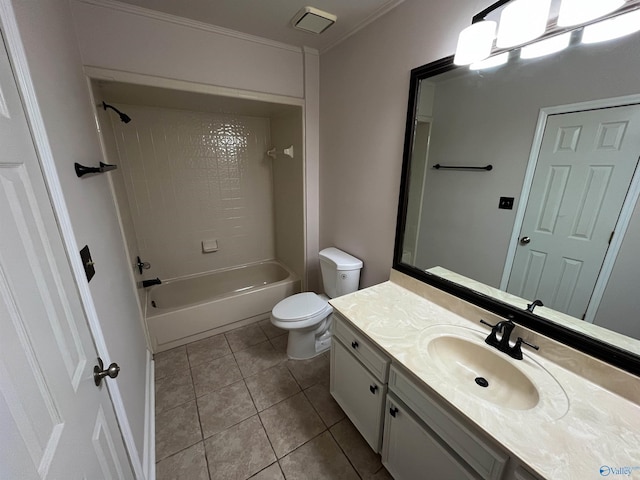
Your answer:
400;29;640;352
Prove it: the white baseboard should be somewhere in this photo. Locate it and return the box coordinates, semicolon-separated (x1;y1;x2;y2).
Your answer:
143;350;155;480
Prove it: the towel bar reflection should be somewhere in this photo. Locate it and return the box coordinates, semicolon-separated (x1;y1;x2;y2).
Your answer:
75;162;118;178
433;164;493;171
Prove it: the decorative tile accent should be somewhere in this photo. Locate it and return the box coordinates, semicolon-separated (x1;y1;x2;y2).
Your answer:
330;418;383;478
154;346;189;380
155;400;202;461
234;341;287;378
259;392;325;458
279;431;359;479
304;382;345;428
286;353;330;389
225;323;269;352
155;442;209;480
155;370;195;415
204;415;276;480
191;353;243;397
198;380;256;438
245;363;301;411
187;333;232;368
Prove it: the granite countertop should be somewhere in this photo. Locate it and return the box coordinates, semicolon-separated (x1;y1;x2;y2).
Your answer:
329;276;640;480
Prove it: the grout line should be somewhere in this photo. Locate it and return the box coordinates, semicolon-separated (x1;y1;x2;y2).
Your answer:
327;425;365;480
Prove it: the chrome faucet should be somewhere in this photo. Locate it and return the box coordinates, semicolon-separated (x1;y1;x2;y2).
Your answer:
479;318;539;360
526;299;544;313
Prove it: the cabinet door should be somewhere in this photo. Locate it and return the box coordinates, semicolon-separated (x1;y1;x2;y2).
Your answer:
330;339;387;452
382;397;479;480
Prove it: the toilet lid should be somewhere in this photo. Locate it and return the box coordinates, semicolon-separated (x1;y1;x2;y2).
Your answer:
272;292;332;322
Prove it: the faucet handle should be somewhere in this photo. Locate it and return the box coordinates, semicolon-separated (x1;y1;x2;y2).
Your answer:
517;337;539;351
479;319;497;329
508;337;540;360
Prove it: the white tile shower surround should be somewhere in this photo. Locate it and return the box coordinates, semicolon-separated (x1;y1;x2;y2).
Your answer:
154;319;392;480
110;104;276;280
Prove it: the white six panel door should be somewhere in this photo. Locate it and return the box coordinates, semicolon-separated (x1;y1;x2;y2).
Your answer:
507;105;640;318
0;30;133;479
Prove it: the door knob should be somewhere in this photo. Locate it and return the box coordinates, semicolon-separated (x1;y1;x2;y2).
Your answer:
520;236;531;245
94;357;120;386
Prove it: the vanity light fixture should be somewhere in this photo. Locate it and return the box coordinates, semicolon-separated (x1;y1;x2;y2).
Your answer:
496;0;551;48
557;0;626;27
520;32;571;59
581;8;640;43
469;52;509;70
453;20;497;66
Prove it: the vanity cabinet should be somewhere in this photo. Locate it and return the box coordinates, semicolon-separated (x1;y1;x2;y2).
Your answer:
330;313;390;451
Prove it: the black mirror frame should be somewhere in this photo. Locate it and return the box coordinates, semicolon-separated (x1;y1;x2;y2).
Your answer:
392;55;640;377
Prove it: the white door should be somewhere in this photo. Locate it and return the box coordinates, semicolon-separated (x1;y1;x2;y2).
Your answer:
507;105;640;318
0;31;133;479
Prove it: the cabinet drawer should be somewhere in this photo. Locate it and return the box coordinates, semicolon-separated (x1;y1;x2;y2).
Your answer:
332;313;390;383
330;338;387;452
389;366;508;480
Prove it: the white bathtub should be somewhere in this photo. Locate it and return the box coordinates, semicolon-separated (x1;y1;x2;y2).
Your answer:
146;260;300;352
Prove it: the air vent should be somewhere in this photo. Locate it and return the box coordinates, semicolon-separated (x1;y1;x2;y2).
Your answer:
292;6;337;34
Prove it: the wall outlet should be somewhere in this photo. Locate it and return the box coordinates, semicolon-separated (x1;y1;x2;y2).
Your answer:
499;197;514;210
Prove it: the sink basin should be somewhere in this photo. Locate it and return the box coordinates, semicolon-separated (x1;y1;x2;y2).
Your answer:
426;335;539;410
416;325;569;418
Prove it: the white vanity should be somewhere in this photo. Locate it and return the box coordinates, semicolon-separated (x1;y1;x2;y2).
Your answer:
329;271;640;480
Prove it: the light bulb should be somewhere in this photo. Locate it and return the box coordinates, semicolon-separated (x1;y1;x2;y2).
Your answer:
454;21;497;66
558;0;625;27
497;0;551;48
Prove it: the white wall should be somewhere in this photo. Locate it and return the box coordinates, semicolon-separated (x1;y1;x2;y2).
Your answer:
9;0;148;467
319;0;486;288
108;104;276;280
70;0;303;98
272;110;305;282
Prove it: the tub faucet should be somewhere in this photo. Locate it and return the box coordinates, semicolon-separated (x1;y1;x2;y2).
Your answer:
526;299;544;313
141;278;161;288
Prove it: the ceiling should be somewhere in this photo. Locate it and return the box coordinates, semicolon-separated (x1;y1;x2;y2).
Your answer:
111;0;405;52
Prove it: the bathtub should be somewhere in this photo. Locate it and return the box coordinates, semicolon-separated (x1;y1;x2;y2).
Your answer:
146;260;300;352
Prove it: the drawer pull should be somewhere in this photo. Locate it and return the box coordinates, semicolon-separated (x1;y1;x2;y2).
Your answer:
389;406;399;418
369;384;378;394
351;341;359;349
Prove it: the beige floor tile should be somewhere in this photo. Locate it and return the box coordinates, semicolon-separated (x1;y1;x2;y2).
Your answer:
248;462;284;479
198;380;257;438
155;370;195;415
330;418;383;478
155;400;202;461
259;392;325;458
225;323;268;352
187;333;232;368
155;442;209;480
269;334;288;354
234;341;287;378
155;346;189;380
191;353;243;397
245;364;301;411
204;415;276;480
279;431;359;480
258;319;286;339
304;382;345;427
286;353;330;389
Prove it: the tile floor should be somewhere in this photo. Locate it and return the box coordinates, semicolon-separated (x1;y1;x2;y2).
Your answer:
154;319;392;480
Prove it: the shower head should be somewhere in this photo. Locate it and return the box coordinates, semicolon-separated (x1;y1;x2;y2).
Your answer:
102;101;131;123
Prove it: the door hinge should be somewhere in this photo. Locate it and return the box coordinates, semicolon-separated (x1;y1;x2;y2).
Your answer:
608;231;614;245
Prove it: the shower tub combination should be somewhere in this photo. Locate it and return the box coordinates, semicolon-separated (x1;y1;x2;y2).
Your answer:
145;260;300;352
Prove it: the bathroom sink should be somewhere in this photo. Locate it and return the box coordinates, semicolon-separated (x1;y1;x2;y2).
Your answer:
416;325;569;417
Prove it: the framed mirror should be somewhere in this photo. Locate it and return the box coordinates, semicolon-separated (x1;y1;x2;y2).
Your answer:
393;2;640;375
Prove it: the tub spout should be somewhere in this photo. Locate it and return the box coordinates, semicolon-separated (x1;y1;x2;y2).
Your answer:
142;278;162;288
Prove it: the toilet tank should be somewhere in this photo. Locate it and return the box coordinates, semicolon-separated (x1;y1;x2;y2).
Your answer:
319;247;363;298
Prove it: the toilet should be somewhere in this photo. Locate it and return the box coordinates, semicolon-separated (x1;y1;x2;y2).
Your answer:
271;247;363;360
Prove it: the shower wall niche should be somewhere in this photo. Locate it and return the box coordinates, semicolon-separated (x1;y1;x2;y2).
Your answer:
93;81;304;290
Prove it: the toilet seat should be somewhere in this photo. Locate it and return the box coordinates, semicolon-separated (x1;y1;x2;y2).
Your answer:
271;292;333;329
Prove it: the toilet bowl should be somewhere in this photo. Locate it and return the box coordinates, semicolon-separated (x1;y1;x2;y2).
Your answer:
271;247;363;360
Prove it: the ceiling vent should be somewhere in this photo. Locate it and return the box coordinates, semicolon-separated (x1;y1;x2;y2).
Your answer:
291;6;337;34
